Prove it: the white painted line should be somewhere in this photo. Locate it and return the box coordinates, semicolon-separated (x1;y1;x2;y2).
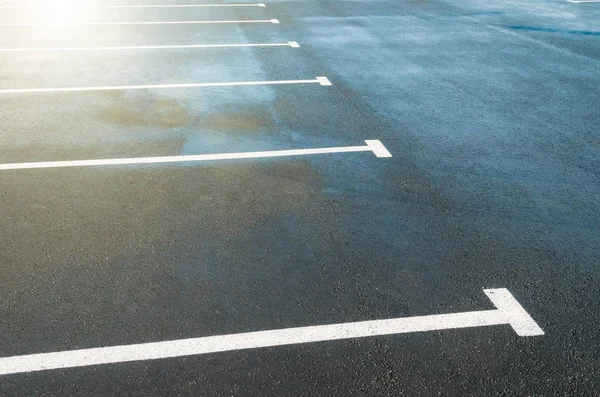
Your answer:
0;77;330;94
0;19;278;27
103;2;267;7
0;288;542;375
0;3;268;8
365;139;393;158
316;76;332;86
0;140;391;171
0;42;299;52
483;289;544;336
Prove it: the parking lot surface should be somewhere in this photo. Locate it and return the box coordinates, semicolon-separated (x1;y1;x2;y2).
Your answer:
0;0;599;395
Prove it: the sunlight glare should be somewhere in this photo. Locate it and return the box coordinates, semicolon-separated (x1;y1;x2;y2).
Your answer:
37;0;89;26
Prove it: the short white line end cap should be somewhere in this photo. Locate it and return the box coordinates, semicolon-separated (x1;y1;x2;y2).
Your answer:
271;19;279;24
258;3;266;6
365;140;392;158
289;41;300;48
316;76;332;86
484;288;544;337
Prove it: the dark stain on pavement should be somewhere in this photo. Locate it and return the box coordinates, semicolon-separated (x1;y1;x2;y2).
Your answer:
97;92;194;128
201;112;273;133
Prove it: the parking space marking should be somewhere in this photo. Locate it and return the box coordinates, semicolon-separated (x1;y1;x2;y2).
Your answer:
0;41;300;52
0;288;543;376
0;140;391;171
0;19;279;27
0;3;267;8
0;76;330;94
316;76;332;86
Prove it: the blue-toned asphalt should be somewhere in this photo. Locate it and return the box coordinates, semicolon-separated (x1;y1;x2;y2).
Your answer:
0;0;598;395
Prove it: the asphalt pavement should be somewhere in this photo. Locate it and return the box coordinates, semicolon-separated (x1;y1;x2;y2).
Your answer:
0;0;599;395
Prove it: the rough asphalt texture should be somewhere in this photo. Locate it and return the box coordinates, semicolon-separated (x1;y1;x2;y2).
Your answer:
0;0;599;395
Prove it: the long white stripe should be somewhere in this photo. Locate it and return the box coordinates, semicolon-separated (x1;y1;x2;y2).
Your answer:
100;3;267;7
0;42;299;52
0;288;543;375
0;19;279;27
0;140;390;171
0;76;329;94
0;3;267;8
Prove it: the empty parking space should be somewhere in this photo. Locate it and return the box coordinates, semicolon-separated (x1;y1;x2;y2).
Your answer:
0;0;598;395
